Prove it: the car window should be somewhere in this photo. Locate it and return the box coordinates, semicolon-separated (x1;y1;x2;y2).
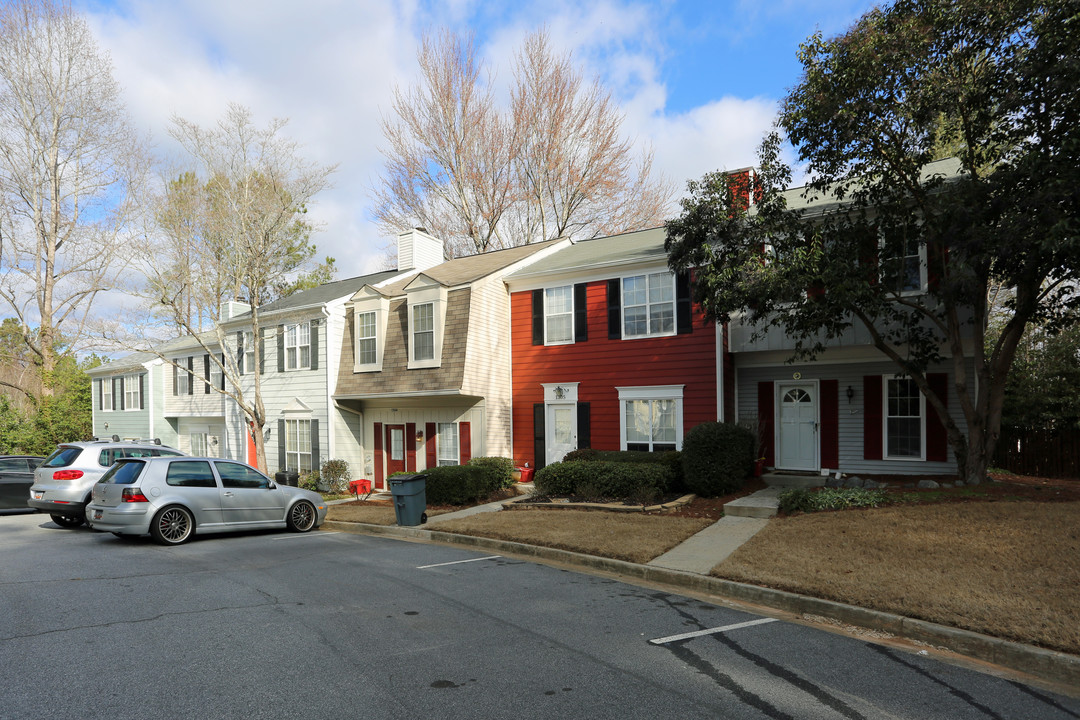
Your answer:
0;458;28;472
166;461;216;488
99;460;145;485
99;449;118;466
43;446;82;468
215;462;270;489
123;447;157;458
153;449;183;457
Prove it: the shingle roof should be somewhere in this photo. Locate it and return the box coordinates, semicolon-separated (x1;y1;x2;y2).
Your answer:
374;239;563;297
505;227;668;279
230;269;402;321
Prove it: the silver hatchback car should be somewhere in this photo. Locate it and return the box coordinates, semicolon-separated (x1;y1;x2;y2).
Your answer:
85;457;327;545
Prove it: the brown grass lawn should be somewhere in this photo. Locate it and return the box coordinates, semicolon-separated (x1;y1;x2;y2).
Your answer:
326;501;458;525
713;502;1080;654
428;510;714;565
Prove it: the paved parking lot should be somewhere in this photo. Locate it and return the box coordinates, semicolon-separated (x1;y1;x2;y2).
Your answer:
1;510;1077;719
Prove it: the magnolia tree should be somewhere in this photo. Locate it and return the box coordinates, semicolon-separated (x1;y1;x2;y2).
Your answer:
666;0;1079;485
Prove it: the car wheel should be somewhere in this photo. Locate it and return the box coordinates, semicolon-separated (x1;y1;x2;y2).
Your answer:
286;500;316;532
150;506;194;545
50;513;83;528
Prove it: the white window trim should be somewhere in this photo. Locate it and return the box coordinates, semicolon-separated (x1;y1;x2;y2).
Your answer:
284;417;313;473
406;284;447;370
882;376;927;461
284;321;311;371
621;272;677;340
437;422;459;466
123;374;141;411
616;385;685;451
351;295;391;373
878;229;928;296
101;378;114;412
242;331;255;374
544;285;574;346
176;359;191;396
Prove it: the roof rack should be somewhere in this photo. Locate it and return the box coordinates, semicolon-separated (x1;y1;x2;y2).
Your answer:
90;436;163;445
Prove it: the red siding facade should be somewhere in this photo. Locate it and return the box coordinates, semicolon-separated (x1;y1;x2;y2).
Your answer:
511;280;717;467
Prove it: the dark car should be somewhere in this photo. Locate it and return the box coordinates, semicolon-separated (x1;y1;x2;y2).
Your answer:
0;455;45;510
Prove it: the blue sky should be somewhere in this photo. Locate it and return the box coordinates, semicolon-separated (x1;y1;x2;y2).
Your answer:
79;0;878;274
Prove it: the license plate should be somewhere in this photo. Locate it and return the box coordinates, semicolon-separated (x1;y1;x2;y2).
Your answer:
93;510;102;520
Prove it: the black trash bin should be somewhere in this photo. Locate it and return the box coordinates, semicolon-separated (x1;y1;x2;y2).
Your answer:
389;473;427;526
275;471;299;487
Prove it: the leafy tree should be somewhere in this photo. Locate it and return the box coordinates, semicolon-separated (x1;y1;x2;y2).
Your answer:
996;322;1080;431
374;28;673;259
666;0;1079;485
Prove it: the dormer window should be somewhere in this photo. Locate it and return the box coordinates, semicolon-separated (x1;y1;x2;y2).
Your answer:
357;312;377;364
351;292;391;373
412;303;434;361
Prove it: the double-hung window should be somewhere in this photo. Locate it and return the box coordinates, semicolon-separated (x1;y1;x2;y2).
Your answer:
357;311;377;365
124;375;140;410
101;378;113;411
544;286;573;344
437;423;459;466
285;322;311;370
880;225;925;293
176;360;190;395
412;303;434;362
886;378;924;459
622;273;675;338
242;331;255;373
284;418;312;472
618;386;684;452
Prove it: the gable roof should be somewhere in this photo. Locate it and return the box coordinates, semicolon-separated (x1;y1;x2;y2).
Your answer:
229;269;402;322
505;227;668;280
371;239;564;298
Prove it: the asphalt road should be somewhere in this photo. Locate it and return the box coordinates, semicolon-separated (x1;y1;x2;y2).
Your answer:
1;509;1077;720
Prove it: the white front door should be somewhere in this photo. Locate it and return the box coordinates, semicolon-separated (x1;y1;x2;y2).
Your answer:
777;383;818;471
546;404;577;465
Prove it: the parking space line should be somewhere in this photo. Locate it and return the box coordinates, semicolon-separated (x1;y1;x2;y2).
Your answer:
650;617;778;645
417;555;501;569
271;532;341;540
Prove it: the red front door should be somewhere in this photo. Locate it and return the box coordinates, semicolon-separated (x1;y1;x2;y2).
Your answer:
386;425;406;477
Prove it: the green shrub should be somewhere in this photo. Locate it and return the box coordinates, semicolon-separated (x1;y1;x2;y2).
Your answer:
466;456;516;490
320;459;351;493
422;464;506;505
778;487;889;513
533;460;672;504
680;422;755;497
298;471;319;492
555;449;686;493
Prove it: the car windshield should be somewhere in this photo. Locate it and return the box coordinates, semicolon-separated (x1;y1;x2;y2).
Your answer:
43;446;82;468
99;460;145;485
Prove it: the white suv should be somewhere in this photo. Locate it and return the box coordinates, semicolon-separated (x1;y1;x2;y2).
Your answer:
29;439;184;527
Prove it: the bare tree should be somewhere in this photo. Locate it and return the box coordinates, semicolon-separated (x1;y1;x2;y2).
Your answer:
373;30;516;259
373;28;674;258
133;103;336;472
0;0;145;394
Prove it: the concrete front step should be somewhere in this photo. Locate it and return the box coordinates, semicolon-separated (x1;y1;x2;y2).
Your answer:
762;472;825;489
724;486;781;519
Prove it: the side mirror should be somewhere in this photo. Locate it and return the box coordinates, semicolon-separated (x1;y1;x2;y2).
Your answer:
267;482;277;490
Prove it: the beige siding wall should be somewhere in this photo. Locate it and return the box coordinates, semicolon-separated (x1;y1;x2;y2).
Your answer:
460;274;513;458
364;404;485;481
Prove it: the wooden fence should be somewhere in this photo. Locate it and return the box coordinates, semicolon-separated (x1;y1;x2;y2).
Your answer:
992;427;1080;479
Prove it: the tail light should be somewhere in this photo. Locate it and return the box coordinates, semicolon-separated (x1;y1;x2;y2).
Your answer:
121;488;149;503
53;469;84;480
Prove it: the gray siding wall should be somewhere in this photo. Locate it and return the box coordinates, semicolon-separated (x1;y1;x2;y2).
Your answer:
735;357;972;475
92;374;151;441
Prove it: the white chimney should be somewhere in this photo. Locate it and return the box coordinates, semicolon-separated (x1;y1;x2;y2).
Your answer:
221;301;251;320
397;228;443;272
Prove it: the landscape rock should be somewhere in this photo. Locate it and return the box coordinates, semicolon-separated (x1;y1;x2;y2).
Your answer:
844;476;865;488
917;480;940;489
825;476;843;488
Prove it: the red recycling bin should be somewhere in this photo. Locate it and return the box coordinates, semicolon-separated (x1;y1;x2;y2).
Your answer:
516;467;535;483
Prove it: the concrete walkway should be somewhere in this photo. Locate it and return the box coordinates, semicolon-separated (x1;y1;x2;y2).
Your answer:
647;514;770;573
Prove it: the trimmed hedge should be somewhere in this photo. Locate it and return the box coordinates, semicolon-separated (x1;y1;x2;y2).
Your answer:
396;456;515;506
533;460;672;503
680;422;755;497
466;456;517;490
561;448;685;493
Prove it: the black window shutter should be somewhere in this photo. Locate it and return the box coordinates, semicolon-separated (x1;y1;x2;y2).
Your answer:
533;403;546;470
139;374;145;410
219;354;226;390
117;378;124;410
96;379;102;410
577;402;590;450
204;355;211;394
259;329;266;374
277;325;285;372
532;290;544;345
187;357;194;395
574;284;588;342
310;418;320;470
278;419;286;471
310;319;320;370
236;332;244;375
676;271;692;335
606;279;621;339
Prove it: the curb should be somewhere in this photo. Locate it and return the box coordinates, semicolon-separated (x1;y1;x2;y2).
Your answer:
502;493;696;513
322;520;1080;690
